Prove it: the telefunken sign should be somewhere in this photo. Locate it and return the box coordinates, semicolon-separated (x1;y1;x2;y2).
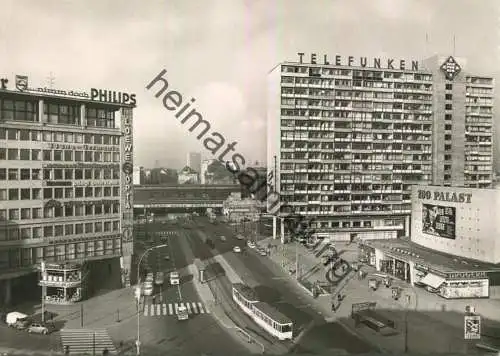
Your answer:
3;75;136;106
297;52;419;71
418;189;472;204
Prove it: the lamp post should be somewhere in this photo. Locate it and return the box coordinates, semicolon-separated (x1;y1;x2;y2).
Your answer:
404;287;419;353
135;244;167;356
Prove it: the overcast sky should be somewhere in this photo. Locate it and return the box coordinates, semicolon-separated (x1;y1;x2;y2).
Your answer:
0;0;498;169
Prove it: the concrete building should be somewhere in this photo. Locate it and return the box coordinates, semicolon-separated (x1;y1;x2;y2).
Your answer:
201;159;215;184
178;166;199;184
0;74;136;306
187;152;201;175
359;185;500;299
267;53;494;240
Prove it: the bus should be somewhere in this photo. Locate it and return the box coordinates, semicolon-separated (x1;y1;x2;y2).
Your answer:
232;283;293;340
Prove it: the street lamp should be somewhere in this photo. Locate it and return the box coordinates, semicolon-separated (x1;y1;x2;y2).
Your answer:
404;287;419;353
135;244;167;355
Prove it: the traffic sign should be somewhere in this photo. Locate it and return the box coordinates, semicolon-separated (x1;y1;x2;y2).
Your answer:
464;315;481;340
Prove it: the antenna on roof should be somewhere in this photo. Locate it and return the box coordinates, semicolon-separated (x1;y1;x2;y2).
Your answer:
46;72;55;89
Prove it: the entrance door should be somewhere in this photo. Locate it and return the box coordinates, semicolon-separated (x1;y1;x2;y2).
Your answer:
350;233;357;243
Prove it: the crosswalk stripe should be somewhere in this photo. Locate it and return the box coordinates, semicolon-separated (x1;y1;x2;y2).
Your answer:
198;302;205;314
186;302;192;314
168;303;174;315
192;302;198;313
150;304;155;316
162;304;167;315
144;305;149;316
156;304;161;316
180;302;185;310
175;303;179;314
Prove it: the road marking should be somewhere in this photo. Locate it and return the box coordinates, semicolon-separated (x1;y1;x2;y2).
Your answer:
157;304;161;316
186;303;192;314
150;304;155;316
174;303;179;314
144;305;149;316
168;303;174;315
198;302;205;314
192;302;198;313
162;304;167;315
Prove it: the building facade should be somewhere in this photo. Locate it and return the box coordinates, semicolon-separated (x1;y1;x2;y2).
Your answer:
359;184;500;299
187;152;202;175
0;75;135;305
267;53;494;239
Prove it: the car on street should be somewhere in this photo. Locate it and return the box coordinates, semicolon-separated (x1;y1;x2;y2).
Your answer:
233;246;241;253
27;323;51;335
146;273;154;283
220;235;227;242
164;255;170;261
155;272;164;285
170;271;180;285
143;281;154;296
246;241;256;249
236;234;244;240
6;312;30;330
256;248;267;256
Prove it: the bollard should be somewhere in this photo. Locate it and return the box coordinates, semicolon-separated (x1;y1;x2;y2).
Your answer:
117;309;120;322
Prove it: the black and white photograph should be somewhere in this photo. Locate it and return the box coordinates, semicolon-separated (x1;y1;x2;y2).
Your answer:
1;0;500;355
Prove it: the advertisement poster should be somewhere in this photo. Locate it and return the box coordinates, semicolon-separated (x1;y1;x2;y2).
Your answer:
422;203;456;239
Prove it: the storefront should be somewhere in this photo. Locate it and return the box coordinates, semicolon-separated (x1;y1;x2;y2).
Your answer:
361;239;500;299
414;264;490;299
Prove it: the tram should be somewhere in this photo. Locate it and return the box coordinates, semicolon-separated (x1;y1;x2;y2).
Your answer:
232;283;293;340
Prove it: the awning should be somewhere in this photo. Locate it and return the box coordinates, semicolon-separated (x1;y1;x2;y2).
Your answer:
420;273;446;289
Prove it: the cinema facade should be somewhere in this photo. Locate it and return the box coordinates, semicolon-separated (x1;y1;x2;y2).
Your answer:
359;185;500;299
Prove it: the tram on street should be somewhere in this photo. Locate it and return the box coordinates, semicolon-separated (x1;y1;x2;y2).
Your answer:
232;283;293;340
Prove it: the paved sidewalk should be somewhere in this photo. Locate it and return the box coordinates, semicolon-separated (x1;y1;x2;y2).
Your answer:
261;237;500;354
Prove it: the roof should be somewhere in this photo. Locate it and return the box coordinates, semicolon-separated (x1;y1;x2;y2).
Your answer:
364;239;500;273
0;88;135;109
253;302;292;325
232;283;258;301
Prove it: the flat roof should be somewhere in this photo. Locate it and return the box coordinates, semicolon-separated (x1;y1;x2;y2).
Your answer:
253;302;292;325
232;283;258;301
0;89;135;109
364;239;500;273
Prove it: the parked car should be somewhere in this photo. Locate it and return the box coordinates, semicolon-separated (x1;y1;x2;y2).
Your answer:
233;246;241;253
27;323;51;335
257;248;267;256
247;241;256;249
220;236;227;242
236;234;244;240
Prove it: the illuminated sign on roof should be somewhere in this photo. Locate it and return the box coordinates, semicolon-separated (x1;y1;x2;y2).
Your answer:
440;56;461;81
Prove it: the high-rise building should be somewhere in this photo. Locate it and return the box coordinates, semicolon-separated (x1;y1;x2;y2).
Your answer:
201;159;215;184
187;152;201;174
267;53;494;240
0;74;136;306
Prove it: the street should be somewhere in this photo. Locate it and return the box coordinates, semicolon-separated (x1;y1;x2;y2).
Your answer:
187;217;375;355
128;219;251;355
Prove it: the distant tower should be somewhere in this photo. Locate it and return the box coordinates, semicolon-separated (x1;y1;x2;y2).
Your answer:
46;72;55;89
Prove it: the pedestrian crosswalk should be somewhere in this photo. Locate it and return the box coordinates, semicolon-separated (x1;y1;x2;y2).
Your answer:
143;301;210;316
157;231;176;236
61;328;117;355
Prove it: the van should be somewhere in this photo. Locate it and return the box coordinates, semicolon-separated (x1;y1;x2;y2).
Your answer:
170;271;180;285
6;312;30;329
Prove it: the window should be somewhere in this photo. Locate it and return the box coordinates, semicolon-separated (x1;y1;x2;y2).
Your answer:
32;169;40;180
64;133;73;142
8;149;18;160
445;144;452;151
43;188;52;199
54;225;64;236
445;94;452;100
53;150;63;161
19;130;30;140
43;103;81;125
20;169;30;180
0;168;5;180
65;224;74;236
75;169;83;179
85;187;93;197
54;188;63;199
32;189;41;200
21;208;31;219
444;154;452;161
54;169;63;180
64;150;73;161
445;114;452;121
43;131;52;141
445;104;452;110
444;134;452;140
85;223;93;233
20;189;30;200
0;148;5;160
8;169;18;180
86;106;115;128
8;189;18;200
43;150;52;161
445;84;452;90
31;149;40;160
445;124;452;131
64;169;73;180
43;226;53;238
9;209;19;220
32;208;42;218
1;99;38;121
20;149;30;160
75;151;83;161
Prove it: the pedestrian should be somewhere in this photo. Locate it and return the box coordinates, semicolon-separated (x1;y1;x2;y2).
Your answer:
152;295;156;304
